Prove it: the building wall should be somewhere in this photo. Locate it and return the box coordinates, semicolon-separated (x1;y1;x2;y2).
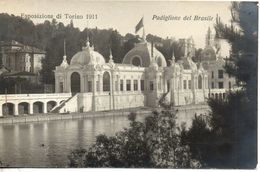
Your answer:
58;92;146;113
1;42;45;74
33;54;45;73
207;61;236;90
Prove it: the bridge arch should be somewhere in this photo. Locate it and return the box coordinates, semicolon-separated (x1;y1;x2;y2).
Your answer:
2;103;15;116
219;93;223;100
18;102;29;115
47;101;57;112
223;93;226;99
33;101;44;114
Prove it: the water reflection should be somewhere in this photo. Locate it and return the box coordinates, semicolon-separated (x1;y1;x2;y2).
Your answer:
0;108;208;167
0;114;147;167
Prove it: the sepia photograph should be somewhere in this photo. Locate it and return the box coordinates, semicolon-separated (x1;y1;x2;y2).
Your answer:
0;0;258;169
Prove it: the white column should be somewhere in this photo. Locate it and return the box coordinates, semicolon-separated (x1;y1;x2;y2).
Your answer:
29;103;34;114
100;75;103;92
163;77;167;93
180;76;183;91
67;74;71;93
83;75;87;92
111;73;115;110
92;74;97;111
0;104;2;117
130;79;133;91
80;74;84;93
119;78;122;92
123;79;126;92
43;102;47;114
99;75;102;93
171;77;175;106
55;76;59;93
85;75;88;92
63;74;67;93
138;79;141;91
14;103;19;116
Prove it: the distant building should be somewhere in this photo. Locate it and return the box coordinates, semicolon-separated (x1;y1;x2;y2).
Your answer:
201;28;237;90
0;40;46;84
179;37;196;58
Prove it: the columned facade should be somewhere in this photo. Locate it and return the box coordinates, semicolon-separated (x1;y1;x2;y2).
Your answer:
52;37;219;114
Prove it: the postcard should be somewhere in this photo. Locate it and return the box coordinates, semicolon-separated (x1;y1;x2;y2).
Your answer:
0;0;257;169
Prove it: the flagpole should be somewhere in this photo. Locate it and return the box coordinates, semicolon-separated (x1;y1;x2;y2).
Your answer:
135;17;145;40
142;16;146;41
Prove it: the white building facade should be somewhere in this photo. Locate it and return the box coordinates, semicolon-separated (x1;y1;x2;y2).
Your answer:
54;37;210;113
0;30;236;116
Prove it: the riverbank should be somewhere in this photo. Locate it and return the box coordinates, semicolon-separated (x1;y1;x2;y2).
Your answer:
0;104;210;125
0;107;153;124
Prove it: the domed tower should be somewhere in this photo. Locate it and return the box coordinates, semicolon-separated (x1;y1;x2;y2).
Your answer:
122;40;167;107
200;27;218;69
205;27;215;47
54;38;106;93
70;38;105;66
122;41;167;68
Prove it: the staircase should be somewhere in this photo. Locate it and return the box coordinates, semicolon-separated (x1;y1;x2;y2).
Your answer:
158;90;170;106
50;94;77;113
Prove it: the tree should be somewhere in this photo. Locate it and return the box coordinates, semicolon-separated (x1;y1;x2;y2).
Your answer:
214;2;257;168
109;30;124;63
68;111;200;168
180;115;212;167
122;34;140;57
0;13;187;86
0;160;8;167
181;2;257;168
193;48;203;62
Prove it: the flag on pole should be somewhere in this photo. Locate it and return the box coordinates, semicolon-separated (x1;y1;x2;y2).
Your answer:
135;17;144;33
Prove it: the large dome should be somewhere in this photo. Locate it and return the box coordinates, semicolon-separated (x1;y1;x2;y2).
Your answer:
201;45;217;61
70;42;105;66
122;41;167;67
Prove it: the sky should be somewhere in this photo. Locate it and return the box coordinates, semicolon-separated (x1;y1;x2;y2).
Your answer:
0;0;232;56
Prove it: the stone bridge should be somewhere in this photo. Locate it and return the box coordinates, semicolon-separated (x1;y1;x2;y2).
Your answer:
0;93;72;116
208;89;236;99
207;89;230;100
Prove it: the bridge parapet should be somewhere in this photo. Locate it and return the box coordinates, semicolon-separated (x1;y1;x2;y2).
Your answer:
207;88;232;100
0;93;71;101
0;93;72;116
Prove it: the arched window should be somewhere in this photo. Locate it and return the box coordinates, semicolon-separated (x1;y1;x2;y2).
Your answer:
157;57;162;67
71;72;81;93
103;71;110;91
18;102;29;115
2;103;14;116
132;56;141;66
198;75;202;89
33;101;44;114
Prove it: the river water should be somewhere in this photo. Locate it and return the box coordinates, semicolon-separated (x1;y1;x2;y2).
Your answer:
0;114;147;167
0;106;208;167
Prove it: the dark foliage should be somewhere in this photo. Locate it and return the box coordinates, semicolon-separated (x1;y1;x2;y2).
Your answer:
68;111;200;168
181;2;257;168
0;13;201;85
0;76;44;94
